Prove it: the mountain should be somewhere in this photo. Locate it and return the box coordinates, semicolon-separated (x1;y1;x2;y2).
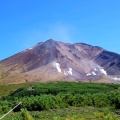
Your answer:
0;39;120;84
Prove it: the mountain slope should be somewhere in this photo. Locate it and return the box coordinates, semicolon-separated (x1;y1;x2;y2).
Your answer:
95;50;120;75
0;39;120;84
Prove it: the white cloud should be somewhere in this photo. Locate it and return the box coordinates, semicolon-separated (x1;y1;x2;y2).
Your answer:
15;22;74;51
46;22;73;43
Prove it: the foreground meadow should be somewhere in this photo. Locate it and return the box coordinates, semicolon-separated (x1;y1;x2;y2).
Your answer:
0;82;120;119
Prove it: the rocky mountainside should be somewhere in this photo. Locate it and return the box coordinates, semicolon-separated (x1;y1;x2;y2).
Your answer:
0;39;120;84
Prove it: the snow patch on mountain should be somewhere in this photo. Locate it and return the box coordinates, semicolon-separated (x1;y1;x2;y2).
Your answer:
64;70;67;76
54;62;73;76
86;65;107;76
94;68;97;71
22;47;34;53
87;71;96;76
55;63;62;73
64;68;73;76
113;77;120;81
29;48;33;50
68;68;72;75
98;66;107;75
92;71;96;75
86;73;92;76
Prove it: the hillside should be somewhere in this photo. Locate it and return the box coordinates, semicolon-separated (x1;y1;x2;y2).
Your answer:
0;82;120;119
0;39;120;84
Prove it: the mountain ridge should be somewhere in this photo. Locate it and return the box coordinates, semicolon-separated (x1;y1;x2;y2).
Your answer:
0;39;120;84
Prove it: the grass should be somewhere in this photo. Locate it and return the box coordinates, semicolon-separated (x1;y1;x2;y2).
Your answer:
0;82;33;97
0;82;120;98
6;82;120;99
2;107;120;120
0;81;120;119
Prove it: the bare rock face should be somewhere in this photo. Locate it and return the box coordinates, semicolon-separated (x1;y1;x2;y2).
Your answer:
94;51;120;75
0;39;120;84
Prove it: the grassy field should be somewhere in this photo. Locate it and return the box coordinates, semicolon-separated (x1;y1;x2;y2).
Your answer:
0;81;120;120
0;82;33;97
2;107;120;120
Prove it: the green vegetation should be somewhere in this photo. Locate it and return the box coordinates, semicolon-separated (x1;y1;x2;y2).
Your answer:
0;82;120;119
2;107;120;120
0;83;32;97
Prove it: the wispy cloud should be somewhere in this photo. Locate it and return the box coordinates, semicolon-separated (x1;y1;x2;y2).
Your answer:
16;22;75;50
45;22;73;43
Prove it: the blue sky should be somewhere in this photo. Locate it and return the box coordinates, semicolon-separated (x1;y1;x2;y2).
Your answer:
0;0;120;60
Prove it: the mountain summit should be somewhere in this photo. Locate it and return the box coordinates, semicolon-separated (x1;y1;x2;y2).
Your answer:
0;39;120;84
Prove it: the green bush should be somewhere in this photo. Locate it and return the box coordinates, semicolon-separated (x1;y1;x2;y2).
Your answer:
0;82;120;113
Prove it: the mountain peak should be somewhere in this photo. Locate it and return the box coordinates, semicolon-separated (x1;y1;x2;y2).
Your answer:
45;39;58;43
0;39;120;84
47;38;55;41
36;39;59;46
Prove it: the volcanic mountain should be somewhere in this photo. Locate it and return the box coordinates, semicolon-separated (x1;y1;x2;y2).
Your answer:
0;39;120;84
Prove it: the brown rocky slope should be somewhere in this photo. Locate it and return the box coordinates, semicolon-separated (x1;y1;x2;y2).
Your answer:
0;39;120;84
